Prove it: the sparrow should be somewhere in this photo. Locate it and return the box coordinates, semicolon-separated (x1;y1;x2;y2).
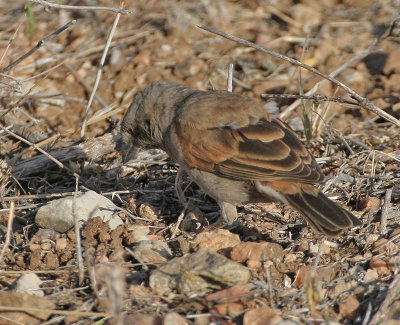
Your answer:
120;81;361;236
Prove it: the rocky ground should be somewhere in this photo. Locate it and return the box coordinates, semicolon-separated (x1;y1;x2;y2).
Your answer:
0;0;400;324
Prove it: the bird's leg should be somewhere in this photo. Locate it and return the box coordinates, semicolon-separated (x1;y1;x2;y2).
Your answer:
174;167;187;206
218;201;238;224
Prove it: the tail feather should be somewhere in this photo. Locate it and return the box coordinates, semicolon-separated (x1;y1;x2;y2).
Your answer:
283;190;361;236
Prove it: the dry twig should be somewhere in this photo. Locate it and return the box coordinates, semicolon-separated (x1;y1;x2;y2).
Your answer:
197;24;400;128
380;188;393;235
1;124;80;180
0;201;14;264
12;132;118;178
81;10;122;137
227;63;233;92
261;93;358;105
73;176;85;285
29;0;132;14
0;20;76;73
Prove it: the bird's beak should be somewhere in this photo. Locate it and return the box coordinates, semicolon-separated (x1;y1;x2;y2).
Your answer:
121;142;139;163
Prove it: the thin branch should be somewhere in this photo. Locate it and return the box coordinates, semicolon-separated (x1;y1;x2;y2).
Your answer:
0;23;22;68
0;202;15;264
29;0;133;14
1;190;159;202
171;201;190;239
81;10;121;138
197;24;400;128
14;31;150;73
0;124;80;180
372;232;400;253
361;302;373;325
380;187;393;235
280;22;391;119
12;131;118;178
0;20;76;73
0;73;21;83
262;93;359;105
227;63;233;92
0;83;37;119
0;306;108;317
73;176;85;285
0;204;42;213
313;239;325;269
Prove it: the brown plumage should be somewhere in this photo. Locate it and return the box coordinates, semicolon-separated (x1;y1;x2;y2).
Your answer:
120;81;361;236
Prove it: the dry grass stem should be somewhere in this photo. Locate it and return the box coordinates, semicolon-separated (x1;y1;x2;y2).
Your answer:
0;20;76;73
227;63;233;92
81;10;122;137
379;187;393;235
0;201;14;264
28;0;133;14
73;176;85;285
197;24;400;127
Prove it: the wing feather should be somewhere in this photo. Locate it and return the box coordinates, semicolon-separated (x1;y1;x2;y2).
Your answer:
173;91;324;184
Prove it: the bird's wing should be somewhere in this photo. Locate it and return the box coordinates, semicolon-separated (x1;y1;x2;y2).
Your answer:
171;91;324;184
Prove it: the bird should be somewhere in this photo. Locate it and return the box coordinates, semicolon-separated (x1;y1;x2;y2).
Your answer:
120;81;361;236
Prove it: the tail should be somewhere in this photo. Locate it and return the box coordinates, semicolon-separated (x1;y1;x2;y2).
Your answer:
283;188;361;236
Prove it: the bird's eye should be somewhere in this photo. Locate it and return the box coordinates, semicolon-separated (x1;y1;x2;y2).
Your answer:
144;119;151;133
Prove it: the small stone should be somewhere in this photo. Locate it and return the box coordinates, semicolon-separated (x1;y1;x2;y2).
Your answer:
212;302;244;317
369;256;389;276
339;295;360;319
372;238;388;254
243;307;282;325
35;191;123;233
205;284;250;302
44;252;59;269
14;273;44;297
309;242;330;255
126;225;150;244
364;269;379;282
359;196;381;211
29;250;42;270
231;242;284;268
56;237;68;251
283;253;298;263
193;315;210;325
40;242;52;251
138;203;159;221
60;251;73;263
29;243;41;252
365;234;380;243
124;313;161;325
30;229;59;244
293;265;338;288
150;248;251;296
332;280;356;297
296;241;309;252
132;240;172;264
192;229;240;252
163;312;188;325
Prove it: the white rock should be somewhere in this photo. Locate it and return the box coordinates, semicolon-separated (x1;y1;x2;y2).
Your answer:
35;191;123;233
15;273;44;296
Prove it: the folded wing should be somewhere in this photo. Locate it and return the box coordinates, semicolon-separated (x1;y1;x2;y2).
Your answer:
173;91;324;184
